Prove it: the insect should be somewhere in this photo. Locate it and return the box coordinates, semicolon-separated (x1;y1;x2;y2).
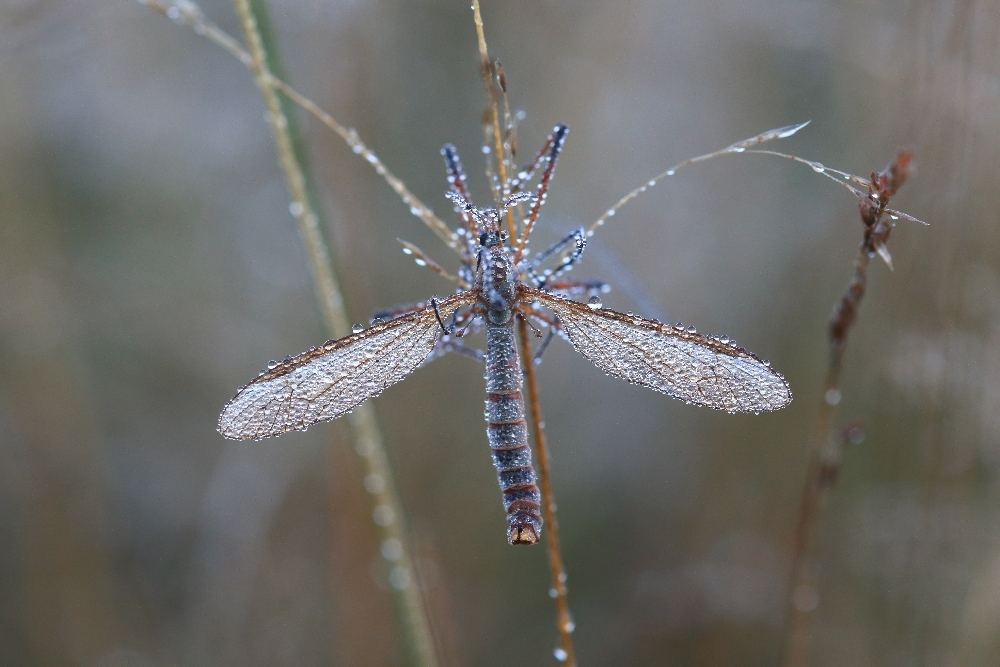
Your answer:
218;124;793;545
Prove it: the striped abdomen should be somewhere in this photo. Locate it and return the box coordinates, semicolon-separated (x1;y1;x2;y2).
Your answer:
485;320;542;545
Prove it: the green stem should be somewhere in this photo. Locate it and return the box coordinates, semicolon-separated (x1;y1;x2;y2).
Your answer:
231;1;438;664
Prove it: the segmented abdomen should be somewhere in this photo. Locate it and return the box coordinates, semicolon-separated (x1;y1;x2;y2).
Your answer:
485;320;542;545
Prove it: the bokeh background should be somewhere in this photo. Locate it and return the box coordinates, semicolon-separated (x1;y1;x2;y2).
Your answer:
2;0;999;665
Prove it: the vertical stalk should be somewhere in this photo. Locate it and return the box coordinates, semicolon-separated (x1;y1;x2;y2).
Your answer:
519;318;577;666
231;1;437;664
782;152;911;667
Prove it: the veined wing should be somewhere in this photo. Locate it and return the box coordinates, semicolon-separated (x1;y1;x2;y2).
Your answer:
525;287;791;413
219;292;476;440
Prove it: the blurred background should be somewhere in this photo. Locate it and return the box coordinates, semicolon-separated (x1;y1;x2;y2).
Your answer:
2;0;998;665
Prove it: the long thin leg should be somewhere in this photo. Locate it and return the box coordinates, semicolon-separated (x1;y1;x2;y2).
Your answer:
543;279;609;298
532;327;556;366
525;227;587;287
526;227;586;270
441;144;479;246
512;124;569;263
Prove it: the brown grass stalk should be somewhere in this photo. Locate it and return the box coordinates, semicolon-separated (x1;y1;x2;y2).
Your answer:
471;0;578;662
782;151;914;667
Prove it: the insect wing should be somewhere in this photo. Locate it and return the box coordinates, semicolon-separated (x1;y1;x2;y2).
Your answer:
526;288;791;413
218;292;476;440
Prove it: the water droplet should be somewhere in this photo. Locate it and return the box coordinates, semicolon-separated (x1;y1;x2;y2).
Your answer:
352;323;364;334
720;335;730;344
363;473;385;493
606;209;616;217
288;201;304;217
554;648;568;662
481;145;491;154
372;505;395;526
549;588;559;598
666;169;676;176
381;538;403;561
648;180;656;187
687;326;697;334
267;360;278;369
825;388;842;405
564;620;576;633
388;565;411;590
415;258;427;266
371;317;385;326
734;147;746;153
402;247;413;255
587;296;602;309
811;164;825;173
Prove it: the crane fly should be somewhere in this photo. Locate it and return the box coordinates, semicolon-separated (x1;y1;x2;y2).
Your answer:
218;124;792;545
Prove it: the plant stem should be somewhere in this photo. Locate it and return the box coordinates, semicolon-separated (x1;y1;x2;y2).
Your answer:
519;318;577;666
783;151;912;667
231;1;438;664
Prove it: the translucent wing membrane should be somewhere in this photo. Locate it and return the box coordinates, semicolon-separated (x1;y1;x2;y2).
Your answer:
525;288;791;413
219;292;476;440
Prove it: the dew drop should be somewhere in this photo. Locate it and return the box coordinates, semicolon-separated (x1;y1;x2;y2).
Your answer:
371;317;385;326
267;360;278;369
648;179;656;187
606;209;616;217
587;296;602;309
549;588;558;598
402;247;413;255
720;335;730;344
288;201;304;217
415;258;427;266
381;538;403;561
481;145;491;154
554;648;568;662
811;163;825;173
825;388;842;405
734;147;746;153
388;565;411;590
352;323;364;334
687;326;697;334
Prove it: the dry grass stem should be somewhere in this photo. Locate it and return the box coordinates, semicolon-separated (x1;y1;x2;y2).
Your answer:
519;318;577;667
782;151;916;667
472;0;578;662
138;0;459;254
230;0;439;664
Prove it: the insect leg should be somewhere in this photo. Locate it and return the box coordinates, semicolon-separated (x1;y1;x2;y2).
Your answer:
532;326;557;367
543;279;609;298
430;297;456;334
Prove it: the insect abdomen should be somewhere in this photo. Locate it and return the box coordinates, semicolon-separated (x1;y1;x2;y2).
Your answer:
485;320;542;545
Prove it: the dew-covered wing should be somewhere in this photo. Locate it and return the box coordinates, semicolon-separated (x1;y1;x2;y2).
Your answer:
526;288;791;413
219;292;475;440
